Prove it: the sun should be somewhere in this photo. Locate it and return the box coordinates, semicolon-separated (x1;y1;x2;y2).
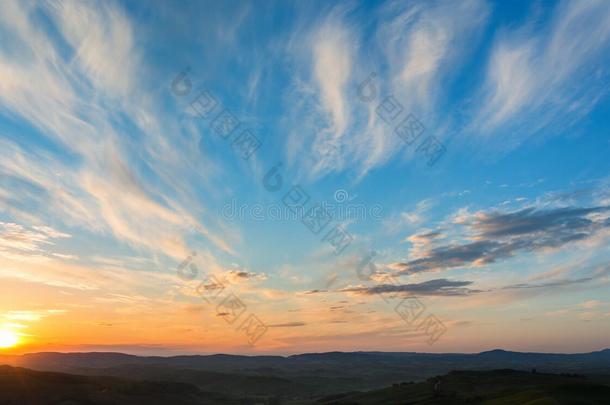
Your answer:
0;330;19;349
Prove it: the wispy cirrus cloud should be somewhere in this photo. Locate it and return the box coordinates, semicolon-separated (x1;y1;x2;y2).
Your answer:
3;310;66;322
0;0;236;261
1;0;610;354
285;0;489;181
474;0;610;144
284;5;356;179
312;10;354;142
0;222;69;254
49;0;139;97
384;198;435;234
503;262;610;291
380;0;489;112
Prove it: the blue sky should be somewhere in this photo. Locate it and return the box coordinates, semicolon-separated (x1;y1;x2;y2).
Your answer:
0;0;610;354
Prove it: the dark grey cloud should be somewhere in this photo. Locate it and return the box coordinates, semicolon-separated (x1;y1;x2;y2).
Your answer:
396;205;610;275
225;270;267;282
268;322;306;328
304;289;326;294
503;264;610;290
503;276;595;290
410;230;444;241
397;240;504;274
342;278;481;297
472;206;606;238
452;320;474;327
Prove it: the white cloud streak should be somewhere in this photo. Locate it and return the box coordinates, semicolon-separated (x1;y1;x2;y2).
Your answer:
0;0;236;261
475;0;610;142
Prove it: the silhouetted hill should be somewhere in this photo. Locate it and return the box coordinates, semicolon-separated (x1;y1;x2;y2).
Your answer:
71;364;308;397
2;365;609;404
2;349;610;400
319;369;610;404
0;365;234;404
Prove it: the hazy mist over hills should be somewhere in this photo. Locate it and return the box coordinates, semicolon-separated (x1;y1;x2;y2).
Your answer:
2;350;610;404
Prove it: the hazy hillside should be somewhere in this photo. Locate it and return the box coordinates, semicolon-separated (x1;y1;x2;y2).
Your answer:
319;369;610;404
0;365;234;405
4;349;610;378
1;350;610;400
2;365;609;404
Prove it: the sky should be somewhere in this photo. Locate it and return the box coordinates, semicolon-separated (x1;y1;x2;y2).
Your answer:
0;0;610;356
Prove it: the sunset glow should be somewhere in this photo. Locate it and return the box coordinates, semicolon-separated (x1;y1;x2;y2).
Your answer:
0;0;609;357
0;330;19;349
2;1;610;403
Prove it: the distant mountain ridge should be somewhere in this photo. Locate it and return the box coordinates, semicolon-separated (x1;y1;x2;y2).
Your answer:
2;348;609;369
1;350;610;401
2;348;609;377
0;365;232;404
2;363;610;404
